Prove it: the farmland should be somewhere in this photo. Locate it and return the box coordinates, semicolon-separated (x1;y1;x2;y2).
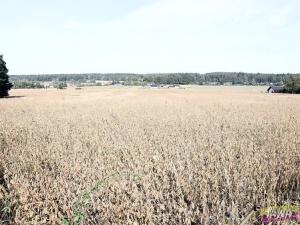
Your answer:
0;86;300;224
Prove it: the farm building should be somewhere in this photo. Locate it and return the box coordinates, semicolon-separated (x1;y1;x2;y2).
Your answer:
149;83;158;88
95;80;113;86
42;81;54;88
267;84;285;93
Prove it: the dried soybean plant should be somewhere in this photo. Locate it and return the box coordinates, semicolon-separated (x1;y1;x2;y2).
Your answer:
0;86;299;224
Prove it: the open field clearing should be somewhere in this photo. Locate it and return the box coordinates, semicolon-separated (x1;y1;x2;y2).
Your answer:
0;86;300;224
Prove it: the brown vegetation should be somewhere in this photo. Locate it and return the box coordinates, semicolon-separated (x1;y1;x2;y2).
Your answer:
0;86;300;224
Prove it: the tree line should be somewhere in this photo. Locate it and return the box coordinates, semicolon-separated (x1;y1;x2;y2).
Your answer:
2;53;300;97
10;72;299;86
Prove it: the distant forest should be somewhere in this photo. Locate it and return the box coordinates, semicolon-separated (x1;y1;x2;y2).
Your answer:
10;72;300;86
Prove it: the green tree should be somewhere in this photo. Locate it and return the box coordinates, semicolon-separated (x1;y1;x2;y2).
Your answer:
284;76;300;94
0;55;13;97
13;81;44;89
54;81;67;89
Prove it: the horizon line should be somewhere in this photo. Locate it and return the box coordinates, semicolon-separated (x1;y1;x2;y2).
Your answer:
9;72;300;76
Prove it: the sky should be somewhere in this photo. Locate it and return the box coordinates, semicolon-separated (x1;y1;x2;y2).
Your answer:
1;0;300;74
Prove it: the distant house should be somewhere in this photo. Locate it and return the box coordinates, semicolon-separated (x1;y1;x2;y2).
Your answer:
116;81;125;85
267;84;285;93
149;83;158;88
95;80;113;86
42;81;53;88
208;82;220;86
80;83;92;86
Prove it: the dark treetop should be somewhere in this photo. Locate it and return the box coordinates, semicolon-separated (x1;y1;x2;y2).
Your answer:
0;55;13;97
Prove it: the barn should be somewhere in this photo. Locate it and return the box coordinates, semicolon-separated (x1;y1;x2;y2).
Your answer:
267;85;285;93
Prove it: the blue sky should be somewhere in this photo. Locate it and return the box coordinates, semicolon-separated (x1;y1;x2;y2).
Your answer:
1;0;300;74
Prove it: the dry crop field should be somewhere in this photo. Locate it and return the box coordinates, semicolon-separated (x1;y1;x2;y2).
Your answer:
0;86;300;224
